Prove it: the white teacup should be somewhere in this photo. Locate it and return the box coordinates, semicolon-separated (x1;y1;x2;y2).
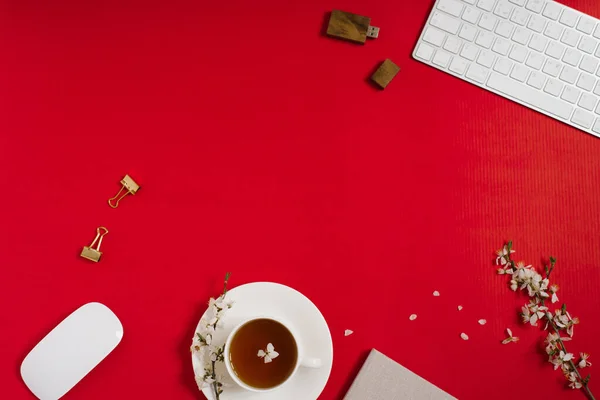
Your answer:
224;316;322;392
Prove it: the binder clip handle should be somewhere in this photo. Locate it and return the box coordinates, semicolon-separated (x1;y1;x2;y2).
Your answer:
91;227;109;251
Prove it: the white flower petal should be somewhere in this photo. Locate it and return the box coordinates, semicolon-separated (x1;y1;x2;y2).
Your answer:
506;328;513;337
478;319;487;325
564;353;574;362
344;329;354;336
460;333;469;340
257;350;266;357
267;343;274;353
409;314;417;321
457;305;463;311
269;351;279;359
433;291;440;297
264;355;272;363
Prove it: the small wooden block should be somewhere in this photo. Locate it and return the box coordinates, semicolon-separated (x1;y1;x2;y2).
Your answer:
326;10;371;44
371;59;401;89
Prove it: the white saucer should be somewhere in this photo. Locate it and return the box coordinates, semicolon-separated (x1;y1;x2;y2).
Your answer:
191;282;333;400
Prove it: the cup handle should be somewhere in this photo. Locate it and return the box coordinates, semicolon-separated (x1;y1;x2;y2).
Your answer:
300;357;322;369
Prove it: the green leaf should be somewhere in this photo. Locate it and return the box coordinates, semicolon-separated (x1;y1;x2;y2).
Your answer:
561;304;567;313
550;256;556;265
507;241;513;251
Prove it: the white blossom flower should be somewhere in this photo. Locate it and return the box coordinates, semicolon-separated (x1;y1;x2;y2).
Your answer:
567;372;583;389
549;284;559;304
433;291;440;297
478;319;487;325
460;333;469;340
496;246;515;265
578;353;591;369
257;343;279;363
409;314;417;321
502;328;519;344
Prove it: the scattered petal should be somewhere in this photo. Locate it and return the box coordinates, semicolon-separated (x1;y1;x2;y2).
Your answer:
267;343;274;353
344;329;353;336
506;328;513;337
460;333;469;340
409;314;417;321
270;351;279;359
257;350;266;357
433;291;440;297
457;305;463;311
264;355;272;363
478;319;487;325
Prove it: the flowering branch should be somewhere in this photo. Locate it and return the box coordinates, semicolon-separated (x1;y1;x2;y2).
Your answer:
191;273;233;400
496;243;594;399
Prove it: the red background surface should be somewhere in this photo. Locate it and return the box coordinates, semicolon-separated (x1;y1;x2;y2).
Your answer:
2;0;600;399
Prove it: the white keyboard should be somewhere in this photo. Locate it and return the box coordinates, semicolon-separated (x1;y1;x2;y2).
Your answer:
413;0;600;138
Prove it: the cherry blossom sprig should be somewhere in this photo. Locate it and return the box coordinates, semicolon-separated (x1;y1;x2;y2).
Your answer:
191;273;233;400
496;242;595;400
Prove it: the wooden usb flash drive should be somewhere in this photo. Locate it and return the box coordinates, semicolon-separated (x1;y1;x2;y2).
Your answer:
326;10;380;44
371;59;401;89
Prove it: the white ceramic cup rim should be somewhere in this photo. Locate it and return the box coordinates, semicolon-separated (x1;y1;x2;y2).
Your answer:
224;316;308;392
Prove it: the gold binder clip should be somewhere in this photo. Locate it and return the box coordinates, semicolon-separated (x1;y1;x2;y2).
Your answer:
80;227;109;262
108;174;140;208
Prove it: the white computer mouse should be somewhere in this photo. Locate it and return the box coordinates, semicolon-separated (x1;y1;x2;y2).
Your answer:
21;302;123;400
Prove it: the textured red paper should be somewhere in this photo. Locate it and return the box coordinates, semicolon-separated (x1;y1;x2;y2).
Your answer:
1;1;600;399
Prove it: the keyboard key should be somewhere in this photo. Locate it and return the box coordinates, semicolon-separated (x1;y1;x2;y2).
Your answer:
495;21;514;38
512;27;531;45
527;70;547;89
511;64;530;82
560;65;579;84
525;52;545;70
479;14;498;31
423;27;447;47
459;24;478;41
492;38;511;55
544;78;564;97
433;50;452;67
578;93;597;111
577;73;596;91
593;119;600;133
462;7;482;24
438;0;465;17
542;2;562;20
561;86;581;104
449;57;469;74
475;31;495;48
594;81;600;96
561;30;581;47
527;15;547;33
477;0;496;12
544;22;563;41
511;8;530;26
416;43;435;60
488;73;573;119
444;36;463;53
543;59;563;77
529;34;548;52
509;0;525;5
461;43;480;60
546;42;566;59
563;48;582;66
431;12;461;35
477;50;496;67
578;36;598;55
577;17;596;35
581;56;599;74
594;25;600;40
525;0;544;14
494;1;513;19
560;10;579;28
463;0;477;4
466;63;490;82
509;45;528;62
494;58;514;75
572;109;594;128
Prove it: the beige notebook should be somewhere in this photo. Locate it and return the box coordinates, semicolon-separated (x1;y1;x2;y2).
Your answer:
343;349;457;400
